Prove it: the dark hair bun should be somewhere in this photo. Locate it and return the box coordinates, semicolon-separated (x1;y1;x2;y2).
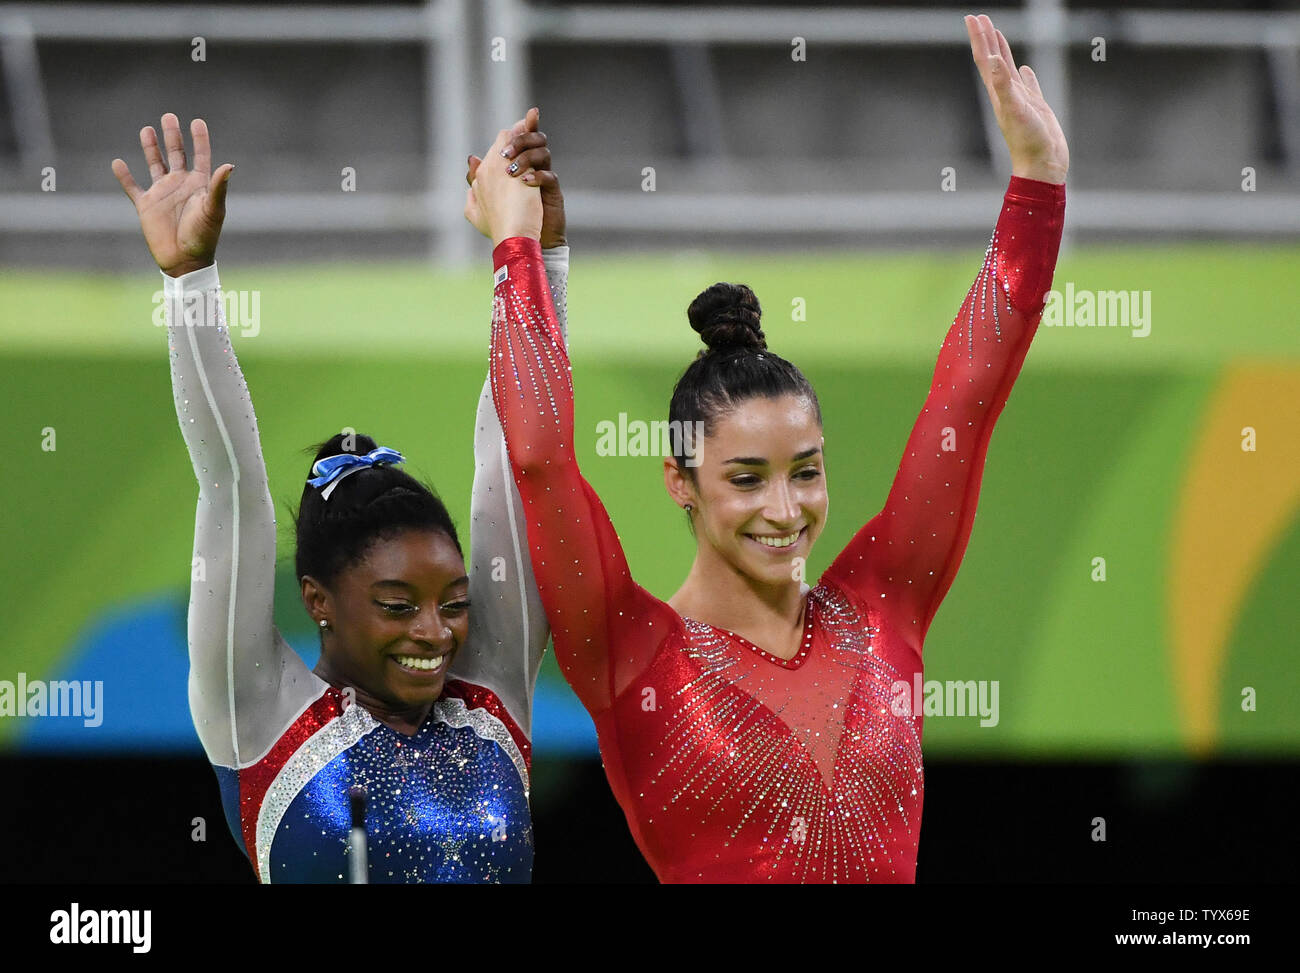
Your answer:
302;432;387;523
311;431;378;469
688;282;765;354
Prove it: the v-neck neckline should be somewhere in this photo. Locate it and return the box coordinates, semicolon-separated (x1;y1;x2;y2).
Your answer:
683;593;816;670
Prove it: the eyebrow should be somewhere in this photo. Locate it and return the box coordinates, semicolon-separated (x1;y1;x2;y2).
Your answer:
722;447;822;466
371;577;470;590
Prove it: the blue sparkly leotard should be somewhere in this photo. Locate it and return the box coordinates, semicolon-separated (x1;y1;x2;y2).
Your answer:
162;248;569;883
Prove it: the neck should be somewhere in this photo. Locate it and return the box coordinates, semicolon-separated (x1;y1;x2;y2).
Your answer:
313;654;432;737
671;542;805;629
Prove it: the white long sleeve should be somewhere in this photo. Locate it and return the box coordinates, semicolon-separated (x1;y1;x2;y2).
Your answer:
164;264;324;769
168;250;569;765
448;245;570;738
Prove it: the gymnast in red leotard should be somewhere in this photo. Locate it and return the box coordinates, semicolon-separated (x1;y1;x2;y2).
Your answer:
469;14;1069;882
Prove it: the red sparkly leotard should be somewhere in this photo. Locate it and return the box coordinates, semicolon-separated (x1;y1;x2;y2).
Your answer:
490;176;1065;882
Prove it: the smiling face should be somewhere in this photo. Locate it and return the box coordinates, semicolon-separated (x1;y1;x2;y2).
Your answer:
667;393;827;588
302;529;470;712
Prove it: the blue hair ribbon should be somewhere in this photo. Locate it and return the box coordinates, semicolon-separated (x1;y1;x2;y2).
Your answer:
308;446;405;500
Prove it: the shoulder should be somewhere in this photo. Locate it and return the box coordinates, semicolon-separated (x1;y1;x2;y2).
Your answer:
439;679;532;776
812;576;923;667
810;575;877;631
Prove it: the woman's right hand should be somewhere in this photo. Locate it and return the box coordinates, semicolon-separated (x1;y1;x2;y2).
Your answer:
111;113;234;277
470;128;543;248
466;107;565;248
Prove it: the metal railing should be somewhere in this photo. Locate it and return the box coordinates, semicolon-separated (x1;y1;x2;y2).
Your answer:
1;1;1297;263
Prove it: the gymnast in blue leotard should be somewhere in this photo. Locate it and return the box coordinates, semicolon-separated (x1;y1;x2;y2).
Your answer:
112;109;566;883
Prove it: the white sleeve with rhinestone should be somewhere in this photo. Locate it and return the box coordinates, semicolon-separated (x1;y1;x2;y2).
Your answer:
163;264;325;769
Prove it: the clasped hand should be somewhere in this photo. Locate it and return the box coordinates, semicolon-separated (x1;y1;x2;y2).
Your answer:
465;107;565;248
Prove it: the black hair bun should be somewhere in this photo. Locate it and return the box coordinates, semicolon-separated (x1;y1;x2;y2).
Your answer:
311;432;378;470
303;432;382;518
687;282;766;354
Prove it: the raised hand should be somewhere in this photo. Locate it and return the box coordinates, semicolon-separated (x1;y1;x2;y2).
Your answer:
468;125;543;248
111;113;234;277
965;14;1068;184
466;107;560;246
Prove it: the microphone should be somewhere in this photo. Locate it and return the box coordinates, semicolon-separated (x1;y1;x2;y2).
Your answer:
347;785;369;884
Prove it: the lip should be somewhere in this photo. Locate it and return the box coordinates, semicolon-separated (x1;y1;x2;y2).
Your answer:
745;526;806;553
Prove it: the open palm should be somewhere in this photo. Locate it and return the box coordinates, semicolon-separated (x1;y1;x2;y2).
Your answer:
965;14;1069;183
112;113;234;276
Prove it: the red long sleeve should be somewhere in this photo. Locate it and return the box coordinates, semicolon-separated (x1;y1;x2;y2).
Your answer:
488;178;1066;882
823;176;1066;653
489;238;680;717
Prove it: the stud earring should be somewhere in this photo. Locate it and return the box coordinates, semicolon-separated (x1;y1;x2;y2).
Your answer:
319;618;330;630
684;503;693;512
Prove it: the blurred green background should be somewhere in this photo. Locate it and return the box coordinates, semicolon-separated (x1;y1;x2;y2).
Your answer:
3;242;1297;756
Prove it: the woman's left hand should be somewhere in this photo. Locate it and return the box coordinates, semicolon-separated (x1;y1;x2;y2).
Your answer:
965;14;1069;184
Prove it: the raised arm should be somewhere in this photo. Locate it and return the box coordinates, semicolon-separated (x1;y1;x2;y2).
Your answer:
823;177;1064;647
822;16;1068;651
451;246;567;739
471;127;678;716
451;111;572;739
114;114;320;768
